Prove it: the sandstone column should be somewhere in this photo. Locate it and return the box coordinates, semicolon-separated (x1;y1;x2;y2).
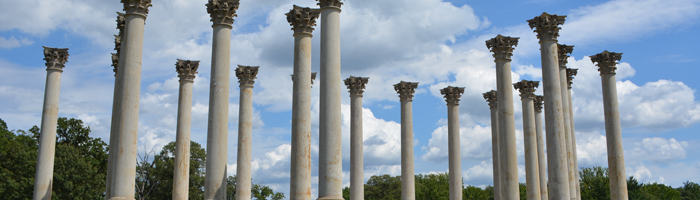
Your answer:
203;1;238;199
534;95;548;200
344;76;369;200
514;80;541;200
482;90;501;200
486;35;520;200
394;81;418;200
566;68;581;200
33;47;69;200
557;44;577;200
441;86;464;200
106;12;125;199
111;1;151;199
317;0;343;198
590;51;628;200
172;60;199;200
287;6;319;200
528;12;570;200
235;65;259;200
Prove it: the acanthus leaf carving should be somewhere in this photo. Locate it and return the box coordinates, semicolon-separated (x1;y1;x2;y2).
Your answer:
527;12;566;40
590;50;623;75
175;59;200;81
43;46;69;72
482;90;497;109
534;95;544;113
207;0;239;26
344;76;369;97
486;35;519;61
394;81;419;101
566;68;578;88
121;0;152;16
440;86;465;105
236;65;259;86
557;44;574;67
286;5;320;35
514;80;539;100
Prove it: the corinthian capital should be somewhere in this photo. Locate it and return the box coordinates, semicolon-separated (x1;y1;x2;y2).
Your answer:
236;65;259;86
207;0;239;26
557;44;574;67
394;81;418;101
114;35;122;55
514;80;539;100
317;0;343;9
116;12;125;36
121;0;152;16
567;68;578;89
527;12;566;40
440;86;464;105
286;5;320;35
590;50;623;75
175;59;199;82
344;76;369;97
482;90;497;109
485;35;519;61
43;46;69;72
111;53;119;76
534;95;544;113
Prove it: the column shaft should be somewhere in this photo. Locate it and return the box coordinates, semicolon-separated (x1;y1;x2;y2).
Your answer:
236;85;254;200
33;68;64;200
290;33;314;200
559;66;576;200
112;13;146;199
447;103;462;200
350;95;363;200
204;24;232;200
400;99;415;200
173;79;194;200
521;97;541;200
601;73;628;200
106;59;123;200
318;5;343;200
495;59;519;200
489;106;501;200
567;88;581;200
535;109;548;200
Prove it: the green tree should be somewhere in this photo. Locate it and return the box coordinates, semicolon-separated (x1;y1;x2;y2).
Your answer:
463;185;493;200
0;118;38;199
135;141;206;200
415;173;450;199
677;181;700;200
580;166;611;200
225;174;285;200
364;174;402;199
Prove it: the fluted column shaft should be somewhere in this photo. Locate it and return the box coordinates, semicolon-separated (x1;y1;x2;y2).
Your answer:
395;81;418;200
534;96;548;200
173;60;199;200
235;66;259;200
528;13;570;200
442;86;464;200
515;81;541;200
33;47;68;200
318;1;343;199
345;76;368;200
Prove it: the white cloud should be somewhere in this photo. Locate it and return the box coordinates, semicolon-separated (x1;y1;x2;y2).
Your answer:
0;36;34;49
629;137;688;164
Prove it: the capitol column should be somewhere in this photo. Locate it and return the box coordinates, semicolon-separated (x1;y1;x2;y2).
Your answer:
173;60;199;200
514;81;541;200
106;12;125;199
482;90;501;200
287;6;319;200
534;95;548;200
566;68;581;200
527;12;570;200
557;44;577;200
394;81;418;200
112;1;152;199
486;35;520;200
344;76;369;200
590;51;628;200
203;1;238;199
235;65;259;200
317;0;344;198
441;86;464;200
33;47;69;200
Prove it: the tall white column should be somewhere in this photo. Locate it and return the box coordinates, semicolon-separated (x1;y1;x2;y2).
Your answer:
534;95;548;200
591;51;628;200
566;68;581;200
345;76;369;200
111;1;151;199
33;47;69;200
557;44;577;200
514;81;542;200
172;60;199;200
528;12;571;200
203;1;238;199
483;91;501;200
317;0;343;198
441;86;464;200
106;13;125;199
287;6;319;200
486;35;520;200
394;81;418;200
234;65;259;200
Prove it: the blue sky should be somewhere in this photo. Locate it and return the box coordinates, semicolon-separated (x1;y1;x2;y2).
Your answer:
2;0;700;198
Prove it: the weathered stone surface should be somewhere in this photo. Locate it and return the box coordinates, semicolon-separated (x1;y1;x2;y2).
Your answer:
173;59;198;200
206;0;239;26
515;80;541;200
176;59;199;82
483;90;501;200
344;76;369;97
346;76;368;200
395;81;418;200
591;51;623;75
122;0;152;16
286;5;320;35
440;86;464;105
42;46;69;72
527;12;566;40
236;65;259;86
317;0;343;8
441;86;464;200
394;81;418;101
485;35;519;61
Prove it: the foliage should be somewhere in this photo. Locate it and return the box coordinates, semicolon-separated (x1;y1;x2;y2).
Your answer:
463;185;493;200
0;118;38;199
225;175;285;200
580;166;611;199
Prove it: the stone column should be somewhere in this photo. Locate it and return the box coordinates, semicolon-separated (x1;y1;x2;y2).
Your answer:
287;6;319;200
482;91;501;200
106;12;125;199
557;44;577;200
203;1;238;199
590;51;628;200
486;35;520;200
566;68;581;200
534;95;548;200
234;65;259;200
514;81;541;200
528;12;570;200
394;81;418;200
111;1;151;199
317;0;343;199
344;76;368;200
172;60;199;200
441;86;464;200
33;47;69;200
